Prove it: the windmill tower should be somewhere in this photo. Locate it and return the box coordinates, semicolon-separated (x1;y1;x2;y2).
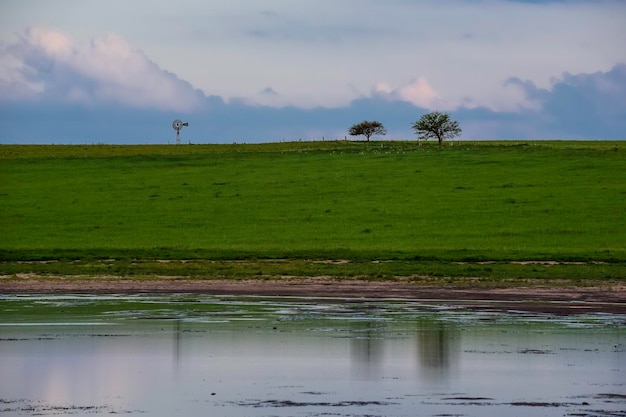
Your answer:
172;119;189;144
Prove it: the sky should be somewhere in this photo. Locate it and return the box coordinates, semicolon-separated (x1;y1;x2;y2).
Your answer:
0;0;625;144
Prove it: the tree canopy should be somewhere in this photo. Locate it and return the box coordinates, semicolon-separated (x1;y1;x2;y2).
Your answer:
411;112;461;146
349;120;387;142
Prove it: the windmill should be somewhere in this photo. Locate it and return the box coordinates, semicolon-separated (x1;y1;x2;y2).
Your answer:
172;119;189;145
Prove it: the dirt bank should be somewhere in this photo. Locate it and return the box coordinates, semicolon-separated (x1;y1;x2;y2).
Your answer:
2;275;625;314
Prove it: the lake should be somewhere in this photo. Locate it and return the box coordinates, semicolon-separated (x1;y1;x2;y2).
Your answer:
0;294;624;416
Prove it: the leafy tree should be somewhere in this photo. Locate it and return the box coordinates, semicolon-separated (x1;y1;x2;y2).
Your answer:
349;120;387;142
411;111;461;146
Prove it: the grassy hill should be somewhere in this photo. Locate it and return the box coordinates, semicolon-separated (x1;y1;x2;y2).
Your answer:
1;140;625;281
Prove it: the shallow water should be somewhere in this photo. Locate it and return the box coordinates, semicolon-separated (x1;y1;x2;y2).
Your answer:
0;295;624;417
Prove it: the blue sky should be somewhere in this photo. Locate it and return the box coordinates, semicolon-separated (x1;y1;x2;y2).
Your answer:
1;0;625;143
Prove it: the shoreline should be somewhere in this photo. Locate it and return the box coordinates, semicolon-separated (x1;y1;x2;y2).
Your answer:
2;276;625;314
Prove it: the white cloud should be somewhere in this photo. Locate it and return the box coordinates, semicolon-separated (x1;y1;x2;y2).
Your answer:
370;75;544;112
193;0;624;111
373;77;444;109
1;27;205;112
2;1;623;113
0;47;44;100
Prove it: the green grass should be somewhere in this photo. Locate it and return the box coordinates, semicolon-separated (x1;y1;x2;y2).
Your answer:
1;140;625;281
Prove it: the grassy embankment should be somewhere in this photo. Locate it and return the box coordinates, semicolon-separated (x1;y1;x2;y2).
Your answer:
1;140;625;284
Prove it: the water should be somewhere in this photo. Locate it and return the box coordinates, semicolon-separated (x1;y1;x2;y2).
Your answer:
0;294;624;416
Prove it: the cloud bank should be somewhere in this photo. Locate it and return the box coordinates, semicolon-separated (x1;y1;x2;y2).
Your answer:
1;27;205;111
1;27;624;143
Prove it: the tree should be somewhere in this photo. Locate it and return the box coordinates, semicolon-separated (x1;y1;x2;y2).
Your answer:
411;111;461;146
349;120;387;142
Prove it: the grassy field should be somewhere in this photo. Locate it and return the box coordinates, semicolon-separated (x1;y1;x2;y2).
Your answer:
1;140;625;281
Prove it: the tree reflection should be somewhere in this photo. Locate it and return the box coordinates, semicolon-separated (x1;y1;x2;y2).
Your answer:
416;319;459;380
173;320;182;372
350;320;384;378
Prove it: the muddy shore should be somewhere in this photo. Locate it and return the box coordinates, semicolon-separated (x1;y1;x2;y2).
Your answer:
2;276;625;314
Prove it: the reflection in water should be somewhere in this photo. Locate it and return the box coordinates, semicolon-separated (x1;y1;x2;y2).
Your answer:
1;295;624;417
350;320;384;378
416;319;459;380
173;320;181;370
